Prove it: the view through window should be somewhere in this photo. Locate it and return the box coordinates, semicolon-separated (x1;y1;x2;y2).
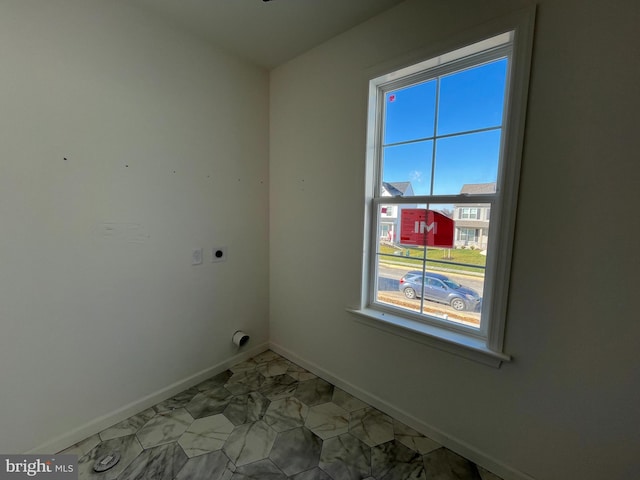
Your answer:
369;34;513;334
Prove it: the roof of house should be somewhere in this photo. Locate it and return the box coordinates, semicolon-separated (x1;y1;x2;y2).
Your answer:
460;182;496;194
382;181;412;196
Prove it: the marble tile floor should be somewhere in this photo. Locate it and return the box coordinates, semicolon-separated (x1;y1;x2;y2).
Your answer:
60;350;503;480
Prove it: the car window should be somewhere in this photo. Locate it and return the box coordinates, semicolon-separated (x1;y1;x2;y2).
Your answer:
442;279;461;289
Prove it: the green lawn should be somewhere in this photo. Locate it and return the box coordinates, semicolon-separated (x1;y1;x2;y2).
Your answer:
379;244;486;274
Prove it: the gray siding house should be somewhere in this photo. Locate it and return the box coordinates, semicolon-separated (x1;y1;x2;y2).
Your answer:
454;182;496;249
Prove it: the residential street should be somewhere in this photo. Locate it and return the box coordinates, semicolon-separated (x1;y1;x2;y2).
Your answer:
375;263;484;325
377;263;485;296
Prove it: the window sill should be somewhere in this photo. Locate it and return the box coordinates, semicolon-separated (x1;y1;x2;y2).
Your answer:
346;307;511;368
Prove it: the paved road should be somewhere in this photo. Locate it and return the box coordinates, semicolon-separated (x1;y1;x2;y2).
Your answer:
378;263;485;295
377;262;483;321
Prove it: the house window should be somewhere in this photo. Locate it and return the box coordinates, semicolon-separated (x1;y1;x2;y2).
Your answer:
460;208;480;220
352;12;535;367
458;228;479;243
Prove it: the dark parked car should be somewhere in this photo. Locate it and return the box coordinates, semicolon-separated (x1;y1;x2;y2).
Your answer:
398;271;481;311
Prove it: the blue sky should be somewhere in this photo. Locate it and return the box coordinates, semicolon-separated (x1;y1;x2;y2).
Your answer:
382;58;507;196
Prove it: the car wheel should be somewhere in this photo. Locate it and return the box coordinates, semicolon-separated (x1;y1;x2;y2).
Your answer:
450;297;466;311
403;287;417;299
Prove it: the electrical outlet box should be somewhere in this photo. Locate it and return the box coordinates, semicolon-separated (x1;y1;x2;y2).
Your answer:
192;248;203;265
212;246;227;263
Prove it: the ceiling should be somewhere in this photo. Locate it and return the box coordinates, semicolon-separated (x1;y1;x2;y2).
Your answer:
131;0;406;69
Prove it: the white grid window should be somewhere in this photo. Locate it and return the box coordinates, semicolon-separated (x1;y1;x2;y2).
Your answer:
458;228;479;242
461;208;480;220
353;12;535;367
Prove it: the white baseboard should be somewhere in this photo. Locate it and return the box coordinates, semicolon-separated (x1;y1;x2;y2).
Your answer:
29;342;269;455
269;341;536;480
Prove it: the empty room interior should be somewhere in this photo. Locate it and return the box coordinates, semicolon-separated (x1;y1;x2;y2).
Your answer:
1;1;638;479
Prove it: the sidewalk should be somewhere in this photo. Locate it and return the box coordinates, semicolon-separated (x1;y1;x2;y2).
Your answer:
380;259;485;279
377;292;481;327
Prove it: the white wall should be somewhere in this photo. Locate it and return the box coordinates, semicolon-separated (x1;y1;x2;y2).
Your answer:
270;1;640;479
0;0;269;453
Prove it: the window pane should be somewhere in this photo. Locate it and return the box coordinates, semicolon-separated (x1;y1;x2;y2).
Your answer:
463;208;479;219
374;203;486;329
383;80;437;145
432;130;501;195
437;58;508;136
382;141;433;196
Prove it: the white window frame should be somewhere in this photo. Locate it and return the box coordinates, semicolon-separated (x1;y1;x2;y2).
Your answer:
458;228;479;243
349;8;535;367
461;207;480;220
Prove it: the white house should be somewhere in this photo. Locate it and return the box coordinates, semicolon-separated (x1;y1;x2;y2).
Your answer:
380;181;415;244
454;183;496;249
